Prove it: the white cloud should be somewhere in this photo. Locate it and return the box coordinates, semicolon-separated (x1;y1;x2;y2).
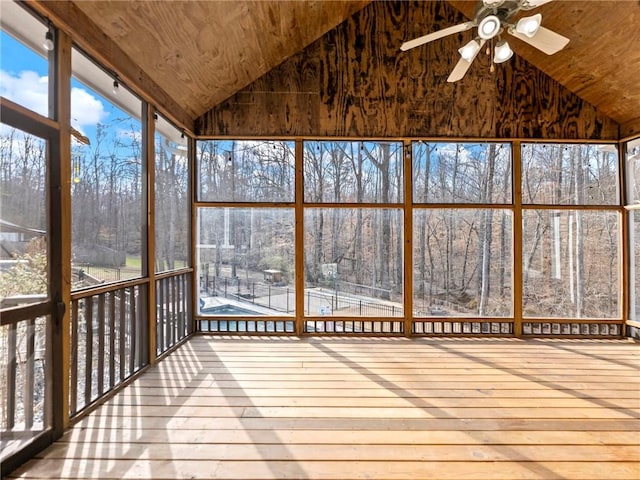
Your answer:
71;86;107;127
0;70;48;117
116;127;142;143
1;69;108;129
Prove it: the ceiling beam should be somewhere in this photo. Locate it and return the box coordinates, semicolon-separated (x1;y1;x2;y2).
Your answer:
27;0;194;132
621;118;640;140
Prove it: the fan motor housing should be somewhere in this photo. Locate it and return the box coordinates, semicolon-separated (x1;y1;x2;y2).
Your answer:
475;0;523;23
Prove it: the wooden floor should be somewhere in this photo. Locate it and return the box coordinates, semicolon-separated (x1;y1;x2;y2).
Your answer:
8;335;640;479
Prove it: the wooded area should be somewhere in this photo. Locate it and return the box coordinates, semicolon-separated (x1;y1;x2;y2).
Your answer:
193;140;621;319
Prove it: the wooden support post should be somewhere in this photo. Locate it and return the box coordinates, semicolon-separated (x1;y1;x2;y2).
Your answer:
295;139;305;335
144;104;157;363
512;141;523;337
190;136;198;334
403;140;413;337
619;138;629;334
50;28;72;435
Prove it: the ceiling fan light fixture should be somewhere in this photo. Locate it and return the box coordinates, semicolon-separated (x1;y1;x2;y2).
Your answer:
494;40;513;63
458;39;482;62
515;13;542;38
478;15;501;39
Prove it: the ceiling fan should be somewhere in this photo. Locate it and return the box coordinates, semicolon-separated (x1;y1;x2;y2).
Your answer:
401;0;570;82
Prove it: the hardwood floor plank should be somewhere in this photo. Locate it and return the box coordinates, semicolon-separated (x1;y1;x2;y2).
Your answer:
102;394;640;409
59;428;640;446
70;404;639;420
9;337;639;480
110;386;640;399
36;442;640;462
9;459;640;479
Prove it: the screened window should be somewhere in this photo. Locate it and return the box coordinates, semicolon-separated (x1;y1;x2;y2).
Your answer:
197;207;295;316
522;143;619;205
413;209;512;317
198;140;294;202
629;210;640;321
304;208;403;317
0;1;50;118
71;47;143;289
304;141;403;203
625;138;640;205
155;116;189;272
521;143;621;321
413;142;511;204
0;125;48;305
522;210;619;318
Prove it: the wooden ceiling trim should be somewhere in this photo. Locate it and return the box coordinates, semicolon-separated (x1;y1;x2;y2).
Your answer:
29;0;194;131
621;118;640;139
196;0;618;140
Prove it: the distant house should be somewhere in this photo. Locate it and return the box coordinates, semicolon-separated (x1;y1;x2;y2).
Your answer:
0;218;46;260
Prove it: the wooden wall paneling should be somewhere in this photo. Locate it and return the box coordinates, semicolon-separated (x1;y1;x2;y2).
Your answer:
197;55;321;136
196;0;619;140
493;58;617;139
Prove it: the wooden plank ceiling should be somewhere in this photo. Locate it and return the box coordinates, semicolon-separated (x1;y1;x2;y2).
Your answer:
69;0;371;119
52;1;640;136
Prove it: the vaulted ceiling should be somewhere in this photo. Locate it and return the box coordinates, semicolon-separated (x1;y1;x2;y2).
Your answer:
31;0;640;137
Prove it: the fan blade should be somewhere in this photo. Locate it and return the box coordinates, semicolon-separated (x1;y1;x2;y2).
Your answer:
510;25;569;55
447;39;485;83
520;0;553;9
401;22;474;51
447;57;473;82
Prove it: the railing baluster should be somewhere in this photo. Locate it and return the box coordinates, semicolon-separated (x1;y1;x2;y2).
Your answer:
171;275;177;345
158;278;165;353
109;292;116;389
138;285;147;368
119;290;126;382
6;322;17;429
177;274;183;339
163;278;170;352
84;296;94;404
24;318;36;429
97;294;105;395
70;300;78;415
128;286;136;374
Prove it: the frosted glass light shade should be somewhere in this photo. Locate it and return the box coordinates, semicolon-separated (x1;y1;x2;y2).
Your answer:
459;39;481;62
516;13;542;38
494;40;513;63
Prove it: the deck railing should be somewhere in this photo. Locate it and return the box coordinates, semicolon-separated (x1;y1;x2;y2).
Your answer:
68;269;193;417
69;282;148;417
1;296;51;463
156;271;192;355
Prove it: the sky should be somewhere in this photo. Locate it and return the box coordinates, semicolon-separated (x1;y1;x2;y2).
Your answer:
1;30;123;145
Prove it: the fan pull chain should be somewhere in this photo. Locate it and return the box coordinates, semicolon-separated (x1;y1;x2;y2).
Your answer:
489;39;495;73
